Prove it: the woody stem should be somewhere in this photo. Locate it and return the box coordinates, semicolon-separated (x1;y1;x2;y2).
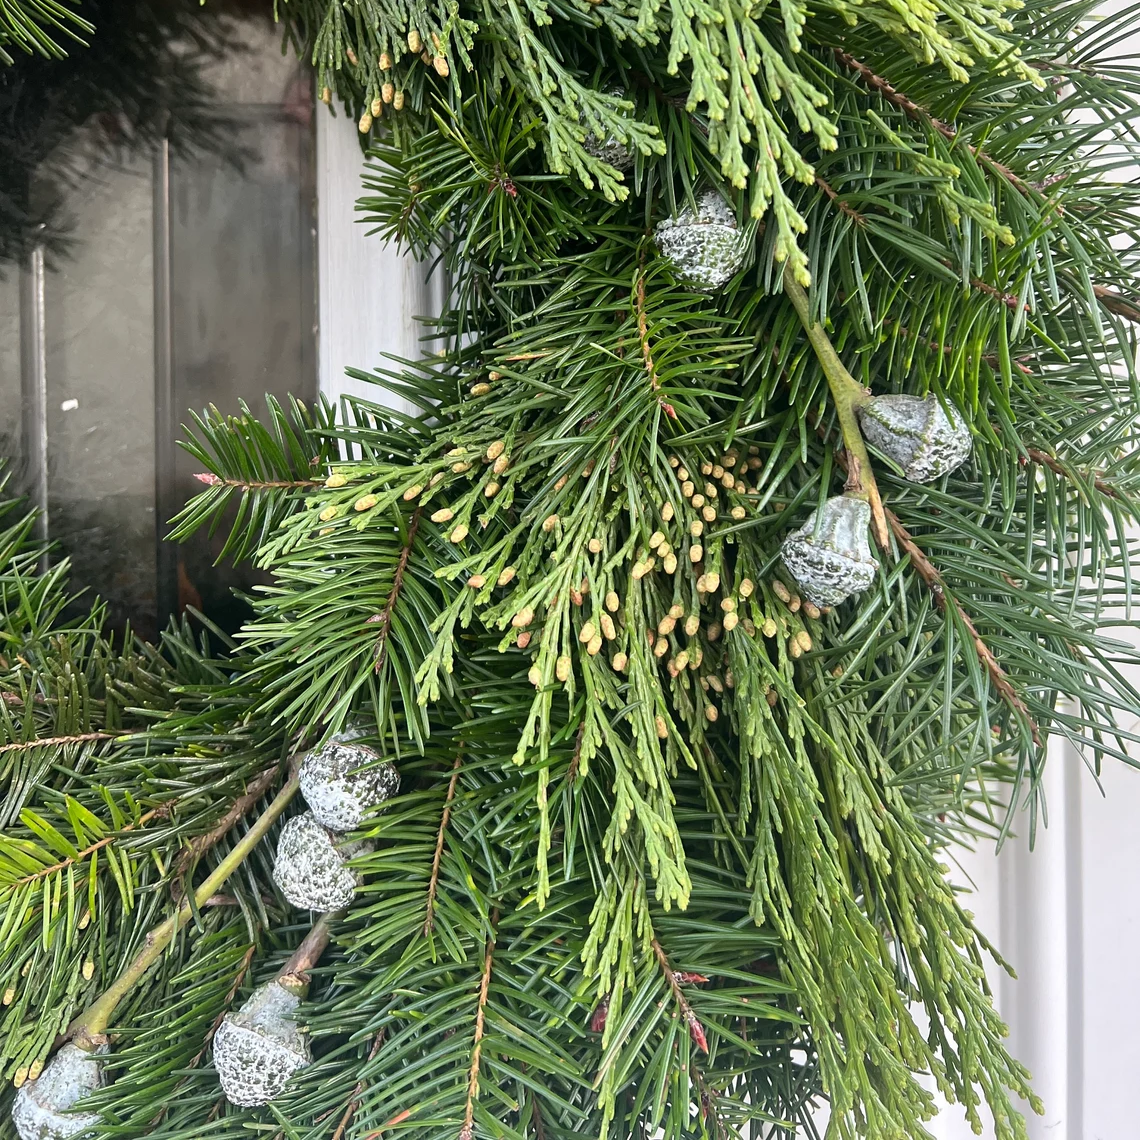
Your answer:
782;263;888;548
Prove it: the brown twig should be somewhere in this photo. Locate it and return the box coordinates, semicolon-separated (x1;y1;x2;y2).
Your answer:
424;749;464;935
1024;448;1120;501
886;319;1033;376
331;1030;386;1140
814;175;864;224
373;508;422;672
460;908;499;1140
566;722;586;784
833;49;1026;192
173;764;280;877
969;276;1026;312
1093;285;1140;325
0;731;116;757
193;473;323;490
650;938;708;1054
278;910;339;994
634;272;678;420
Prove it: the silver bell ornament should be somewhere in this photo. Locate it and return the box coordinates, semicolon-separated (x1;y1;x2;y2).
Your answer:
653;190;747;292
299;736;399;832
582;88;635;173
11;1043;108;1140
781;495;879;607
857;393;971;483
272;812;371;912
213;981;311;1107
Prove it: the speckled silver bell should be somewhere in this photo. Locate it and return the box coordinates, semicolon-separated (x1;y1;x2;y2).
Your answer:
582;90;635;173
654;190;747;292
858;394;971;483
213;981;310;1107
299;737;399;832
272;812;370;912
781;495;879;607
11;1043;107;1140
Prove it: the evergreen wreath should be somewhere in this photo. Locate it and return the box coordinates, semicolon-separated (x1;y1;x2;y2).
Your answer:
3;0;1140;1137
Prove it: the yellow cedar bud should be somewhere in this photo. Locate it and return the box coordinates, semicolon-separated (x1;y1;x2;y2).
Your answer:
382;81;395;102
707;674;724;694
484;482;500;497
789;638;803;659
612;651;628;671
431;507;454;523
528;665;542;687
684;615;700;637
493;456;510;476
739;578;754;598
371;96;383;117
429;472;445;486
674;649;689;670
762;617;778;638
407;28;422;52
720;597;736;613
700;461;713;475
803;601;821;620
449;523;469;543
796;630;813;652
468;575;486;589
587;634;603;656
379;52;393;70
789;595;801;613
690;544;703;563
663;552;678;574
542;514;559;532
711;464;724;479
570;589;583;606
665;604;682;620
681;481;695;498
721;472;735;489
653;638;669;658
677;466;689;481
690;520;704;537
723;612;739;632
433;55;449;77
497;566;516;587
704;482;717;498
319;505;339;522
320;86;332;104
707;621;722;642
772;580;792;603
517;630;532;649
346;46;359;65
470;382;491;396
486;439;505;460
82;959;94;981
649;531;665;549
2;987;14;1006
420;49;431;64
691;494;705;509
394;90;406;110
512;606;534;628
730;505;746;521
657;616;676;636
605;590;620;613
690;646;702;669
668;455;680;467
696;574;709;594
704;572;721;594
452;461;472;473
705;704;718;723
581;458;595;478
702;506;717;522
325;472;347;488
742;618;756;636
655;715;668;740
402;484;422;501
832;665;845;678
632;562;648;580
556;655;572;682
13;1067;28;1089
579;621;597;643
661;501;675;521
359;111;373;133
588;537;603;554
600;614;616;640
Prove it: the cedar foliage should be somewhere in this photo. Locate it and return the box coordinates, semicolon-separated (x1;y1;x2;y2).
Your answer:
4;0;1140;1137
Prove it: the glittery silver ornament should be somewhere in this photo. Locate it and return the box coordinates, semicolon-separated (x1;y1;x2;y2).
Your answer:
299;737;399;832
11;1043;107;1140
213;981;310;1107
272;812;370;911
781;495;879;607
654;190;747;292
581;87;635;173
857;394;971;483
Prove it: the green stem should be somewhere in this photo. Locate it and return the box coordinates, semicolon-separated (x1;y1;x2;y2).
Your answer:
782;263;888;548
70;774;300;1047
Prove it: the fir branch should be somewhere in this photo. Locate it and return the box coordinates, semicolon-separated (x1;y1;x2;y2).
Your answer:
833;48;1027;191
372;507;422;673
0;730;115;756
1024;448;1121;501
634;272;678;421
1093;285;1140;325
460;907;499;1140
424;748;464;935
886;511;1042;745
650;938;708;1054
815;175;864;225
